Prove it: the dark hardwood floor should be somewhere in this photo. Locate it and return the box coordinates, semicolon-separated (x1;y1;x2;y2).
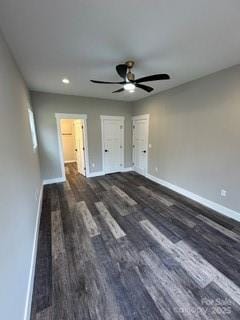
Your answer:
31;163;240;320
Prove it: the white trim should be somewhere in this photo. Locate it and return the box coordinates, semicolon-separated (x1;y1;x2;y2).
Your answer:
64;160;76;164
132;114;150;121
81;119;90;177
28;108;38;150
146;173;240;222
100;115;125;174
24;184;43;320
43;177;65;185
55;113;87;120
87;171;105;177
87;167;132;177
121;167;133;172
100;115;125;121
56;116;66;182
55;113;90;180
132;114;150;177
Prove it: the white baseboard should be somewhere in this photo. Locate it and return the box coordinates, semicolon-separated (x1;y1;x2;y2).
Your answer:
121;167;133;172
87;171;105;178
87;167;132;177
146;173;240;222
24;184;43;320
64;160;76;164
43;177;66;185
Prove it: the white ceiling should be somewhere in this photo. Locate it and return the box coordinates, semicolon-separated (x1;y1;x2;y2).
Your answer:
0;0;240;101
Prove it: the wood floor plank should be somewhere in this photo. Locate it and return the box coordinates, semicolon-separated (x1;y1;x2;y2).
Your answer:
112;185;137;206
64;179;71;191
78;201;100;237
136;262;183;320
139;185;174;207
36;307;52;320
197;214;240;242
95;201;126;239
167;206;197;228
65;166;70;175
51;210;75;320
120;266;164;320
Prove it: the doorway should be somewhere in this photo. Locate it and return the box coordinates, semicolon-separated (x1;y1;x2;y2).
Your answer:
101;115;124;174
132;114;149;176
56;113;89;181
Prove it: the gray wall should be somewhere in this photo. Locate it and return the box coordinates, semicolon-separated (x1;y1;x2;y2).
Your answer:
133;65;240;213
31;92;132;180
0;32;41;319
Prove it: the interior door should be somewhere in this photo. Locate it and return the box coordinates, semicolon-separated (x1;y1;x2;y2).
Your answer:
74;120;86;176
133;117;148;176
102;118;124;174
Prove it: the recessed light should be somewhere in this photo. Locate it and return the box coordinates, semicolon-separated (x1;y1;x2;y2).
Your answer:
62;78;70;84
123;82;135;92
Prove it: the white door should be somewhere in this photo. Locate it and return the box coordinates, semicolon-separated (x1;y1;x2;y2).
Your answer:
132;116;149;176
74;120;86;176
101;117;124;174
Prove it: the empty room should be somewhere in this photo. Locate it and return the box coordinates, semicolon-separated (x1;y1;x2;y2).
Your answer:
0;1;240;319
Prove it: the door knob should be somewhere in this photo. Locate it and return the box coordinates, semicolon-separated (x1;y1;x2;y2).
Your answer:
143;150;146;153
104;149;108;152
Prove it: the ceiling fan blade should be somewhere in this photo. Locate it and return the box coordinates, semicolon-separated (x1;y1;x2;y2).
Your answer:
135;84;154;92
135;74;170;83
112;88;124;93
90;80;124;84
116;64;128;79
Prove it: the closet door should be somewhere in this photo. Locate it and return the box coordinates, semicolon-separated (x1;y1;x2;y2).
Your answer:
132;115;149;176
101;116;124;174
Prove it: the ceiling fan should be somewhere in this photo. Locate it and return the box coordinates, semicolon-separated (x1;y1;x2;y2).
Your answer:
90;60;170;93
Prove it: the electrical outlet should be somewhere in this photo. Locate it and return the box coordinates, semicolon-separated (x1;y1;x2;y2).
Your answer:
221;189;227;197
92;163;95;168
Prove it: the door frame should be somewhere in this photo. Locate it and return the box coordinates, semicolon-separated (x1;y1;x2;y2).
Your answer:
55;113;90;180
132;114;150;177
100;115;125;174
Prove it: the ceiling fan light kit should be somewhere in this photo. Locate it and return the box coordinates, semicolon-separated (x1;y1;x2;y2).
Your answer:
123;82;135;92
90;60;170;94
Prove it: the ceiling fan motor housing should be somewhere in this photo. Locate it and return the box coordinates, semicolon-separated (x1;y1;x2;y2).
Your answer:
127;71;135;81
125;60;135;69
